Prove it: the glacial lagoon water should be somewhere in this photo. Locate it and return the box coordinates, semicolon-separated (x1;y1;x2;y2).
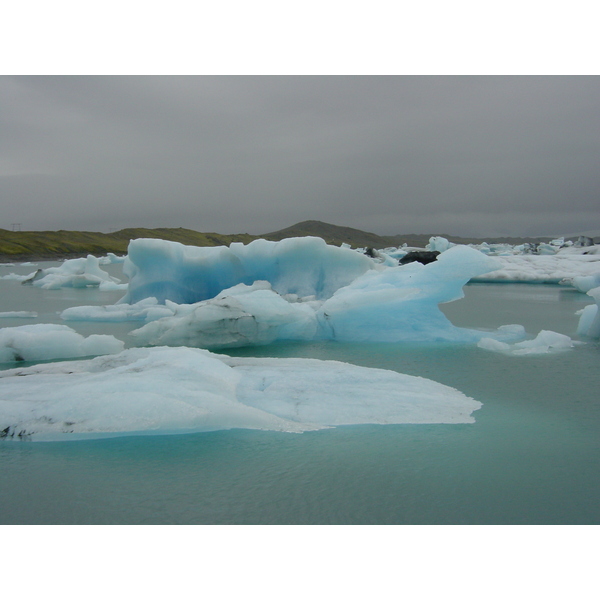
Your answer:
0;261;599;524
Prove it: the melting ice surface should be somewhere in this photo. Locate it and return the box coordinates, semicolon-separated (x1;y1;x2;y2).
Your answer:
0;346;481;441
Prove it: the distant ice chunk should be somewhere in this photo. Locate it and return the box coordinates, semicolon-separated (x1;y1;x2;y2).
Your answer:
22;255;122;290
477;330;575;355
426;236;454;253
0;324;124;363
0;346;482;441
99;253;126;265
0;311;37;318
1;273;30;282
576;286;600;339
120;236;376;305
61;297;172;322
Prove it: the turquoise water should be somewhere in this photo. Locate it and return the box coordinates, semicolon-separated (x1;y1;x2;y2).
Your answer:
0;262;599;524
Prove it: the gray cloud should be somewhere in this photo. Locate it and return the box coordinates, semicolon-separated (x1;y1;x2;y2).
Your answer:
1;75;599;238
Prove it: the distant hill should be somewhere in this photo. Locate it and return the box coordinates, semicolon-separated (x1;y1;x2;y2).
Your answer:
262;220;554;249
0;220;560;261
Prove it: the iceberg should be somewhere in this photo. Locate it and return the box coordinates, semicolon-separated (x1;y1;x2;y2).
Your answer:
426;236;455;253
126;243;524;347
120;236;375;305
0;323;124;364
576;287;600;339
0;346;482;441
317;245;507;343
130;281;319;348
22;255;123;290
477;330;576;355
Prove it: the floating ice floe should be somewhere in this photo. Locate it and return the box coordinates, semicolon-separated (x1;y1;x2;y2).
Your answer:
477;330;576;355
0;323;124;363
0;273;30;282
99;253;126;265
576;287;600;339
21;255;124;290
0;346;482;441
61;297;174;322
0;311;37;318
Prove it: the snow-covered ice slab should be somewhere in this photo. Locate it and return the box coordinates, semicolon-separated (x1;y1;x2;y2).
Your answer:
0;324;124;364
120;236;375;305
0;346;482;441
470;254;600;284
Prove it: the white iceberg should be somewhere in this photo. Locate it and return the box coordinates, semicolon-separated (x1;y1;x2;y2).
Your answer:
426;236;455;253
0;346;482;441
0;323;124;363
471;254;600;284
576;286;600;339
22;255;123;290
61;297;174;322
477;329;575;355
1;273;30;282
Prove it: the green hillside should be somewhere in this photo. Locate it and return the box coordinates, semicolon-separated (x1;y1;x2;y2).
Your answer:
0;228;257;261
0;221;556;261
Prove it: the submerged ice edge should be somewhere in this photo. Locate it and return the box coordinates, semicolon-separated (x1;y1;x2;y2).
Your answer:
0;346;482;442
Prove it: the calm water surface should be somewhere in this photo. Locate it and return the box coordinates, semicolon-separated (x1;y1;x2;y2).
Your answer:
0;261;598;524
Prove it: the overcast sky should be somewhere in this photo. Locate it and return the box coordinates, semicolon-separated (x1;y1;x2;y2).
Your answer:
1;75;598;238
